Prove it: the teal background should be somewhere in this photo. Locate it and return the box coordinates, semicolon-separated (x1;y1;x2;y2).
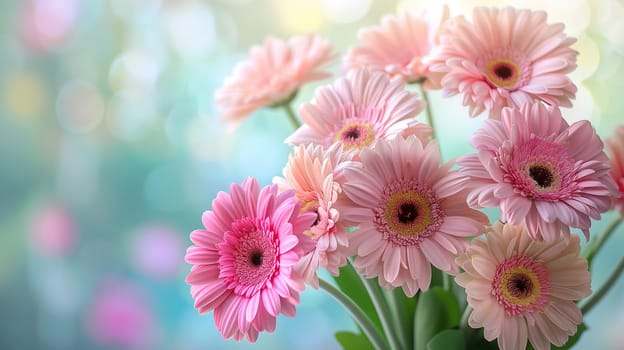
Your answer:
0;0;622;349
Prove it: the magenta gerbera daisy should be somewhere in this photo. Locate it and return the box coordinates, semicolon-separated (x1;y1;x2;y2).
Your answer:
606;125;624;216
456;221;591;350
343;6;449;87
458;103;618;241
427;6;578;118
273;143;353;288
285;68;429;152
338;135;488;296
184;177;316;342
215;34;336;126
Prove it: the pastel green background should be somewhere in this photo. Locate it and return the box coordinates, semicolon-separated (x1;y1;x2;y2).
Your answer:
1;0;622;349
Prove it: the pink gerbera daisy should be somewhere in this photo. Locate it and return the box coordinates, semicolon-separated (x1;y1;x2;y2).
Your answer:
273;143;353;288
338;135;488;296
458;103;618;241
606;126;624;216
215;34;336;126
185;177;316;342
343;6;449;87
456;221;591;350
427;7;577;118
285;68;429;152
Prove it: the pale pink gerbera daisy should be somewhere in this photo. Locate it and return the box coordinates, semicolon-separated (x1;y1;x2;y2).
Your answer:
285;68;430;152
273;143;353;288
215;34;336;126
343;5;449;87
339;135;488;296
456;221;591;350
427;7;577;118
458;103;618;241
185;177;316;342
606;126;624;216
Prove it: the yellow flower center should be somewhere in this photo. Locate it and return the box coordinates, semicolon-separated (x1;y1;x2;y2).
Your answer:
383;191;432;237
300;197;318;213
485;58;521;88
493;255;550;315
499;267;541;307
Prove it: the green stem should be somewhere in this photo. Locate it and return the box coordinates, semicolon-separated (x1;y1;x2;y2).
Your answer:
384;289;410;350
282;103;301;130
583;216;623;265
459;305;472;330
443;272;452;292
361;277;404;350
581;255;624;314
419;86;438;141
319;278;389;350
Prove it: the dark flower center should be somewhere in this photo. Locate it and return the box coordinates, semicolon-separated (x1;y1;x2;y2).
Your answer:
344;128;361;140
397;203;418;224
334;121;375;150
378;182;443;244
484;58;522;88
494;64;513;80
507;273;533;298
312;210;320;227
529;165;554;188
249;249;263;267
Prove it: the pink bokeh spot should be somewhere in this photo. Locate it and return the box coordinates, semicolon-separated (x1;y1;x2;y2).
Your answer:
19;0;78;52
132;224;184;280
29;204;77;256
85;279;154;349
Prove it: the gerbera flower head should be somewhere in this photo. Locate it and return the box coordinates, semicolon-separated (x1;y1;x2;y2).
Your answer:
606;125;624;216
338;135;488;296
427;6;577;118
185;177;316;342
215;34;336;127
285;68;429;153
456;221;591;350
343;5;449;87
273;143;353;288
458;103;618;241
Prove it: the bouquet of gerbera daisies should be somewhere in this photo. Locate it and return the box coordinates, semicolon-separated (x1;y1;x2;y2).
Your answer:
184;5;624;350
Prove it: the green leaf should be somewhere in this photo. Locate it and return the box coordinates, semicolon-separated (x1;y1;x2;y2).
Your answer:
333;263;383;332
451;277;468;312
335;331;375;350
464;323;587;350
430;267;444;288
384;287;418;350
553;323;587;350
462;327;498;350
414;287;461;350
427;329;466;350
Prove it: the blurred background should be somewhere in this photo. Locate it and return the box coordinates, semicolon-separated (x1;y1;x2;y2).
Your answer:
1;0;623;349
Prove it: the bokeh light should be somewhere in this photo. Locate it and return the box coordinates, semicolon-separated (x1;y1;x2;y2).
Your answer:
84;278;156;349
131;223;185;280
105;91;160;141
18;0;78;52
271;0;325;33
573;34;600;82
28;204;77;256
164;1;217;61
2;70;48;121
109;48;164;93
320;0;373;24
1;1;623;349
56;136;99;206
56;80;105;133
185;114;234;161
